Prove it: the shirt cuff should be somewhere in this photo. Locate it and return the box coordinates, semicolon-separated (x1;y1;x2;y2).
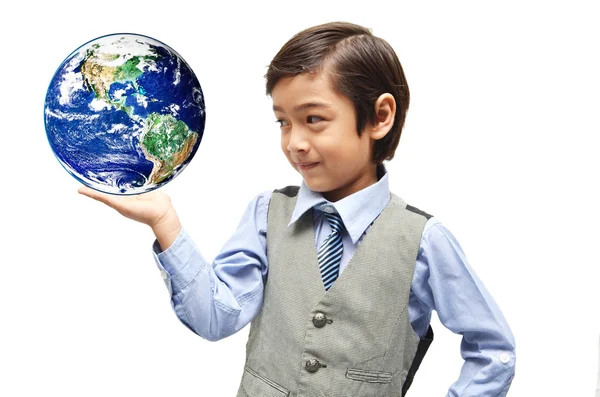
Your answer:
151;227;211;295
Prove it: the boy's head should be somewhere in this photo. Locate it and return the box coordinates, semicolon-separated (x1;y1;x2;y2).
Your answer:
266;22;409;201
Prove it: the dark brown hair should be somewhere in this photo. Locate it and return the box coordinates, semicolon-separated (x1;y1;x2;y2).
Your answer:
265;21;409;163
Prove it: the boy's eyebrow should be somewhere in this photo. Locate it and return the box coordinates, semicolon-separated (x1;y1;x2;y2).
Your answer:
272;102;332;113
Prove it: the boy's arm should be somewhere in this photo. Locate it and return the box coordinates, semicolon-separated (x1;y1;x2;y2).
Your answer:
412;219;516;396
152;191;272;341
151;207;182;252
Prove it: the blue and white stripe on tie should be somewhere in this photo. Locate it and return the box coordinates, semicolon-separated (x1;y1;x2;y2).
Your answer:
318;211;344;291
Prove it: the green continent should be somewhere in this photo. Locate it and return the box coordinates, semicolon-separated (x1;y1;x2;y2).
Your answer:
141;113;198;184
80;49;160;118
142;113;193;162
114;56;150;83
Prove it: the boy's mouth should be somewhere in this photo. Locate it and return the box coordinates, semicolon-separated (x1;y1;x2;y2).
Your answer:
297;162;319;171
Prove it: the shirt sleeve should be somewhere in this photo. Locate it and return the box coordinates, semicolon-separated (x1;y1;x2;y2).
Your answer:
410;218;516;397
151;190;272;341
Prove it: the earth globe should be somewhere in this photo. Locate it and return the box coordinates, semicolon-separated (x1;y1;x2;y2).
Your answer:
44;33;205;195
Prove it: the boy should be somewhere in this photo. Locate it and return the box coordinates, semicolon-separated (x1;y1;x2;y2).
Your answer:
79;21;516;396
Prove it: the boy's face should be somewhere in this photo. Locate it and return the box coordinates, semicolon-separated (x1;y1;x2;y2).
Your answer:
272;71;377;202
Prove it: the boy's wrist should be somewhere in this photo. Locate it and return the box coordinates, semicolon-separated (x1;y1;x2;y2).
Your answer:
152;209;182;252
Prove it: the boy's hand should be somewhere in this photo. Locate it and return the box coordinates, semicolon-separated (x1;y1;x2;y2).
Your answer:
77;185;173;227
78;185;182;250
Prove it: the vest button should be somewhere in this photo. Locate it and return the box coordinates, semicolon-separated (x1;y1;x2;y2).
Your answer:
305;358;321;373
312;312;333;328
313;312;326;328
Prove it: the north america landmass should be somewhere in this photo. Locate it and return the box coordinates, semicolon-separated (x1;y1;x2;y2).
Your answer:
79;42;198;185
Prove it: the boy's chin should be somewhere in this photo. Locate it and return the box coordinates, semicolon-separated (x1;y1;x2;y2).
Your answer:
302;178;333;193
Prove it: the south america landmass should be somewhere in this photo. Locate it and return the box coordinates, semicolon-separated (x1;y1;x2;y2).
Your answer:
139;113;198;184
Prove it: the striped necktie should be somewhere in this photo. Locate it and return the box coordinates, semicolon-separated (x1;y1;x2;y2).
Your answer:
318;211;344;291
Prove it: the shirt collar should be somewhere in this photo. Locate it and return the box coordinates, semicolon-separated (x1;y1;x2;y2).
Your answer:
288;164;391;244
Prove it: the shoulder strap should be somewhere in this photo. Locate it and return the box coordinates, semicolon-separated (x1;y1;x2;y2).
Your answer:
405;204;433;220
273;185;300;198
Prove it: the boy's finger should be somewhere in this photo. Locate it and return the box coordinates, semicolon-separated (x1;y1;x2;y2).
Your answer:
78;185;119;208
78;185;99;199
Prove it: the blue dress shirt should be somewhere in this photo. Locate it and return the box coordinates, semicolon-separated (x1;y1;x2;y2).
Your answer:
152;169;516;397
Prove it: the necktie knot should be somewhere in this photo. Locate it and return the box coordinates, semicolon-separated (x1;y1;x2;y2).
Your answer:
325;212;343;235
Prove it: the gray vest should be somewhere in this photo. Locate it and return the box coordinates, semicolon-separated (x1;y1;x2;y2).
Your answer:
237;186;433;397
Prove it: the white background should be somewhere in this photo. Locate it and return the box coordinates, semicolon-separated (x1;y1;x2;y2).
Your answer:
1;1;599;396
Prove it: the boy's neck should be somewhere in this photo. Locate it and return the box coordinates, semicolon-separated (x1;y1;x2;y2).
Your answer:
322;164;380;202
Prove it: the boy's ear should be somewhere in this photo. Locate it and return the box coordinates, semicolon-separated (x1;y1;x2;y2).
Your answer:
367;93;396;140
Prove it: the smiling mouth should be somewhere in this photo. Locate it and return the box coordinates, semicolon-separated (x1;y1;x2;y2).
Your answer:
297;162;319;171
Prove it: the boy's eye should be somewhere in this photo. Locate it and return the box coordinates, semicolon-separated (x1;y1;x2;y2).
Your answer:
275;119;289;127
307;115;323;124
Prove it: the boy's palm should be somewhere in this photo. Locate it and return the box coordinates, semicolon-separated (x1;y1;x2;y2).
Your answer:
78;185;174;228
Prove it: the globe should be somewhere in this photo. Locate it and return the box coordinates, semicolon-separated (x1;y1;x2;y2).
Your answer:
44;33;205;195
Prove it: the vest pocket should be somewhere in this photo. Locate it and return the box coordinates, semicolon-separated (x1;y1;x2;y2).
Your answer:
241;365;290;397
345;368;394;384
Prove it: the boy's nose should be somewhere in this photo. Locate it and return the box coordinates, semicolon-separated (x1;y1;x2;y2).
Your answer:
287;128;310;153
